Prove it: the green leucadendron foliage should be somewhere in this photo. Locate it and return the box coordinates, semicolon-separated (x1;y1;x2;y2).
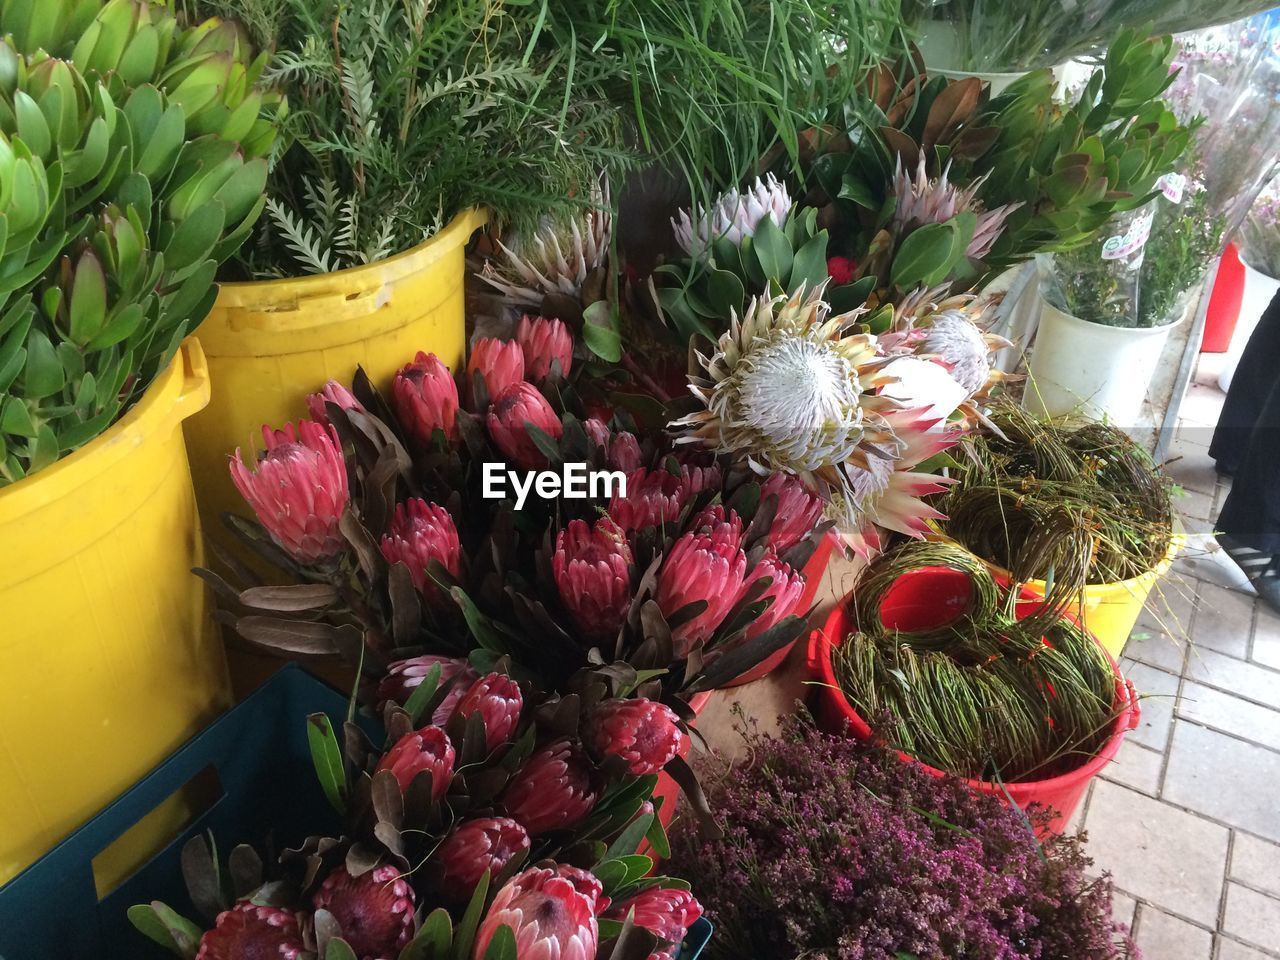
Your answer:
0;0;280;486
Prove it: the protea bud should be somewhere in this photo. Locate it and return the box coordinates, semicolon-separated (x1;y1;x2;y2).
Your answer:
393;352;459;445
229;420;349;564
517;315;573;382
590;699;681;776
474;867;599;960
376;726;455;799
312;865;415;960
502;740;597;835
759;472;825;552
468;337;525;403
487;382;563;470
689;504;743;542
435;817;531;896
452;673;523;752
676;453;722;497
608;467;688;532
655;526;748;655
379;499;462;601
195;903;304;960
672;174;791;256
377;655;478;721
307;380;364;424
553;517;634;641
608;431;644;473
606;888;703;959
741;551;806;638
583;417;612;451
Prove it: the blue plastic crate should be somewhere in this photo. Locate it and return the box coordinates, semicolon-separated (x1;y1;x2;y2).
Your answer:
0;665;713;960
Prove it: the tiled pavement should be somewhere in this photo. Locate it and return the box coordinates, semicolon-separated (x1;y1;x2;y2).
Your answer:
1077;356;1280;960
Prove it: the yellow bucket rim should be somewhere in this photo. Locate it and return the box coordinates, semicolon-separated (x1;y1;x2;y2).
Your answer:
0;338;211;520
211;207;489;311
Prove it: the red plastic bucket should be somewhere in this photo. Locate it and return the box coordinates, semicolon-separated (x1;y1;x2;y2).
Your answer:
806;572;1139;837
1202;243;1245;353
721;530;839;687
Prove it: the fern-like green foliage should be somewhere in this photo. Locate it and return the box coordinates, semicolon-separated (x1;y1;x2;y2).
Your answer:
186;0;632;277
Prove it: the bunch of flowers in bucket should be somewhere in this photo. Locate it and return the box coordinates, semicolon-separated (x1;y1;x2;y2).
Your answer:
204;315;828;707
131;660;704;959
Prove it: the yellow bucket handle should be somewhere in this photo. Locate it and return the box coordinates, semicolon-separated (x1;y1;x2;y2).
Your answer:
172;338;213;427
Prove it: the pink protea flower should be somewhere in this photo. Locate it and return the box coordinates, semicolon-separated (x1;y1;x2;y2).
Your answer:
229;420;349;564
487;381;564;470
689;503;743;542
195;902;304;960
740;550;806;639
452;673;523;752
555;865;607;913
607;431;644;473
827;255;857;285
758;472;825;553
553;517;634;641
473;866;599;960
517;314;573;382
307;379;364;424
590;698;681;776
676;454;722;497
501;739;597;835
435;817;531;896
606;888;703;958
377;655;477;721
583;417;612;451
655;525;748;655
393;351;459;445
375;726;455;799
468;337;525;403
608;467;688;532
379;498;462;601
312;865;415;960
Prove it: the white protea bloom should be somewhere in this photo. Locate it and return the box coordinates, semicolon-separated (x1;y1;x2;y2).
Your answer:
481;180;611;307
671;174;792;257
671;284;954;548
892;156;1020;260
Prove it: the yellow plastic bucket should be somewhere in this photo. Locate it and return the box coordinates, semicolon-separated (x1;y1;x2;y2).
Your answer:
0;339;231;886
185;208;487;534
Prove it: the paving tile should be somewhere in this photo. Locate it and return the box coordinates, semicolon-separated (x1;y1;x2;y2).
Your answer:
1178;487;1217;524
1217;937;1277;960
1083;780;1229;925
1101;740;1164;795
1192;585;1255;659
1175;422;1215;449
1126;630;1189;674
1178;682;1280;752
1164;722;1280;843
1135;904;1214;960
1113;890;1138;931
1166;449;1222;497
1224;883;1280;950
1185;649;1280;709
1176;540;1258;595
1180;384;1227;428
1252;607;1280;671
1126;661;1180;752
1231;833;1280;899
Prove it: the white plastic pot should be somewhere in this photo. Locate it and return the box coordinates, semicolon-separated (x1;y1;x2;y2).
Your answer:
1025;297;1180;427
1219;260;1280;393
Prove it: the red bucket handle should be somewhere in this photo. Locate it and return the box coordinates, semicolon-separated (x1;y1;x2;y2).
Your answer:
1123;677;1141;730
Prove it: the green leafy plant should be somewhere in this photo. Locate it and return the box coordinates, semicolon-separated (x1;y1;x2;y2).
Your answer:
0;2;276;486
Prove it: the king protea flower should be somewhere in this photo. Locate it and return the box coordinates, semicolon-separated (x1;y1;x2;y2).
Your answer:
655;524;748;655
480;181;611;307
195;903;304;960
892;156;1019;260
740;551;806;639
435;817;531;896
916;306;1009;398
487;382;564;470
376;726;455;799
517;315;573;382
473;866;599;960
312;865;415;960
501;739;597;835
671;285;942;547
380;499;462;601
468;337;526;404
307;379;364;424
606;888;703;960
590;698;681;776
553;517;634;641
393;352;459;444
452;673;523;752
758;472;825;553
378;655;478;720
672;173;791;256
229;420;349;564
